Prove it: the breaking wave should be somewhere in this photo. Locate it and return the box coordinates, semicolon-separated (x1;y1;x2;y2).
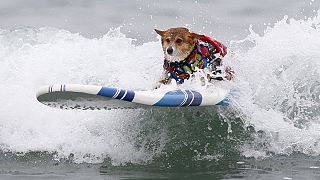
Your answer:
0;10;319;169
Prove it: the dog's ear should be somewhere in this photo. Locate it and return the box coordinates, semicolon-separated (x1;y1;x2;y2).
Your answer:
189;33;200;42
155;29;165;37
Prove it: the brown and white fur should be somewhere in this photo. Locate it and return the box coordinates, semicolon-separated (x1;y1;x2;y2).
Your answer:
155;27;199;63
155;27;227;87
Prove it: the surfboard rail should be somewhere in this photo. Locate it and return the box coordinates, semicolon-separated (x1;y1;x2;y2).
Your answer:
36;84;229;109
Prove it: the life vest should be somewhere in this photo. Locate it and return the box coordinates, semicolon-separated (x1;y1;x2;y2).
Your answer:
163;35;227;84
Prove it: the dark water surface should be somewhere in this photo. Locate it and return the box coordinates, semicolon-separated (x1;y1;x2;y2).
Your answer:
0;0;318;42
1;152;320;179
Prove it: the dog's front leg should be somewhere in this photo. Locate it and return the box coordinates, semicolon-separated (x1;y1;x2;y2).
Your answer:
154;71;172;89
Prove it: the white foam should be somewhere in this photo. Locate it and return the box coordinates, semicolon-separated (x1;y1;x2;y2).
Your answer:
0;27;166;165
230;10;320;158
1;10;320;165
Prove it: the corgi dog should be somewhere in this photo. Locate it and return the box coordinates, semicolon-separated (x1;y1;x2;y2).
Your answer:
155;27;233;86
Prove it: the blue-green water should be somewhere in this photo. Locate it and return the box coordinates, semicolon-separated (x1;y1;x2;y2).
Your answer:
0;0;320;179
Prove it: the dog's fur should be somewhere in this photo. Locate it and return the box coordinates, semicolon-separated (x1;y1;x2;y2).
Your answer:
155;27;228;86
155;27;199;63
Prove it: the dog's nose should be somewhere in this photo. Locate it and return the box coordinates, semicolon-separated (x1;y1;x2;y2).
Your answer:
167;47;173;55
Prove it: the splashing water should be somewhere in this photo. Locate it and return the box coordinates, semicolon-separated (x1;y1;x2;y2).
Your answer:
0;10;320;167
0;27;166;165
230;10;320;157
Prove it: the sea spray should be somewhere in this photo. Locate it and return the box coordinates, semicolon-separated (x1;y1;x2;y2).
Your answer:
0;27;165;165
1;11;320;167
230;10;320;158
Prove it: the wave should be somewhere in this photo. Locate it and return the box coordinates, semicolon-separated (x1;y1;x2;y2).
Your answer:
230;10;320;157
0;27;165;165
0;10;319;169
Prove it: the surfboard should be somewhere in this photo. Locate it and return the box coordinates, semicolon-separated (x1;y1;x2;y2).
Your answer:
36;84;229;110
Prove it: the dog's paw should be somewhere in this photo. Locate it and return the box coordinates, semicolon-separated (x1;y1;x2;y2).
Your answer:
153;78;171;89
159;78;171;85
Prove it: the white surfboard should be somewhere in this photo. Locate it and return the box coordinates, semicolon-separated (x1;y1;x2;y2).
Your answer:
36;84;229;110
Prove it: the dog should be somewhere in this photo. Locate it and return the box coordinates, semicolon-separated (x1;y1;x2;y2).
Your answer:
155;27;233;86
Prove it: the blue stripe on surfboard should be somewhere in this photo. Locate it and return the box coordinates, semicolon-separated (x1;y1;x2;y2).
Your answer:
97;87;135;102
153;90;186;107
115;89;126;99
122;91;135;102
189;91;202;106
183;90;193;106
97;87;118;98
217;89;236;106
217;98;229;106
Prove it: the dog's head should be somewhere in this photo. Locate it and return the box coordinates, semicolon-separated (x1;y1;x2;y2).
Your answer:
155;27;200;62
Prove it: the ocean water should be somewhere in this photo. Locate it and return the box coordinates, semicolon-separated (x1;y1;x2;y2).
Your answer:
0;0;320;179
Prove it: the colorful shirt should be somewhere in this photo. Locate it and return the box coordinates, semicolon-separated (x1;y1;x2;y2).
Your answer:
163;35;227;84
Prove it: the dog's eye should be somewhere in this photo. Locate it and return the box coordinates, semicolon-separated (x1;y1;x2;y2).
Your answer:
166;38;170;43
176;38;182;44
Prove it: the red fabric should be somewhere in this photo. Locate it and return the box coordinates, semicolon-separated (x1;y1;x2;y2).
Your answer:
199;45;210;58
199;35;227;57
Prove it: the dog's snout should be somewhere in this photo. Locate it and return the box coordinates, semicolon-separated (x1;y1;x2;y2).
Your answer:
167;47;173;55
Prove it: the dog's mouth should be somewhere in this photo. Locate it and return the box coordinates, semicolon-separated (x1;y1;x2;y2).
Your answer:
164;45;195;62
165;54;182;62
